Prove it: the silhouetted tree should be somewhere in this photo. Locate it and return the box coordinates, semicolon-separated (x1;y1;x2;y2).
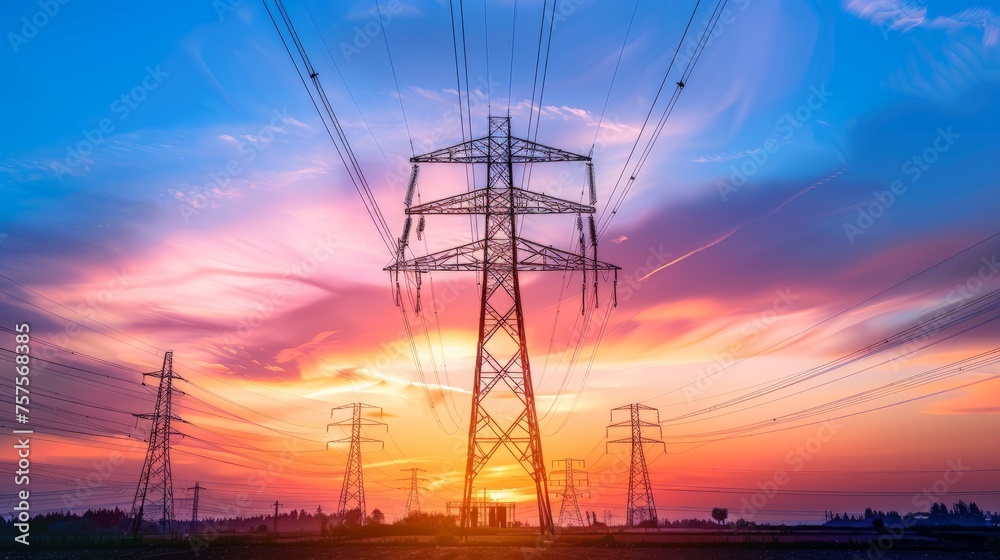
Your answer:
369;509;385;525
711;507;729;526
343;507;364;528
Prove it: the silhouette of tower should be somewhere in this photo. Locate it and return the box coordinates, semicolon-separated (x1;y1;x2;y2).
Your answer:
607;403;664;528
400;467;427;517
129;351;184;536
188;482;203;534
328;403;385;526
387;116;619;536
551;458;589;527
272;500;282;534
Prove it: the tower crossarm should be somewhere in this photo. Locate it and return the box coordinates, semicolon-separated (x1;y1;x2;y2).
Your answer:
606;419;662;432
516;238;619;272
607;437;665;446
410;135;590;164
385;238;619;273
407;187;596;215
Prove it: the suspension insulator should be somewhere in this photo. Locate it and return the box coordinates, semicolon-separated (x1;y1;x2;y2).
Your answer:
399;216;412;252
404;165;419;207
415;272;422;315
588;215;598;248
587;162;597;206
613;269;619;307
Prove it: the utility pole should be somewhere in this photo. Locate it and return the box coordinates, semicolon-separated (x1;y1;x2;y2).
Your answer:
129;351;184;536
188;482;203;534
386;115;620;537
607;404;664;528
272;501;282;534
328;403;385;527
550;458;589;527
399;467;427;517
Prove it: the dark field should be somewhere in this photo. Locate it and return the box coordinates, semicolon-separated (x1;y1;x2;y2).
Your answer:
4;531;999;560
4;546;1000;560
3;548;1000;560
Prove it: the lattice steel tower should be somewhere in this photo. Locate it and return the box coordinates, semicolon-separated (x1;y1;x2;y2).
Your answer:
188;482;203;534
387;116;619;536
607;403;664;528
129;350;184;536
551;458;589;528
400;467;427;517
329;403;385;526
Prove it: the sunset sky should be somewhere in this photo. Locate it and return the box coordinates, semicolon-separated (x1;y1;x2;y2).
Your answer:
2;0;999;525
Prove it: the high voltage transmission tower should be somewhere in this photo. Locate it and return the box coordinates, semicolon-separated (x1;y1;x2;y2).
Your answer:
400;467;427;517
188;482;203;534
272;500;282;534
550;458;589;528
607;403;664;528
129;351;184;536
328;403;385;527
387;116;619;536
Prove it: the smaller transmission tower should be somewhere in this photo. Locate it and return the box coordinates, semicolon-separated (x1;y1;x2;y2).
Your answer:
328;403;385;526
550;458;589;528
272;501;282;534
607;404;664;528
188;482;203;534
400;467;427;517
129;351;184;536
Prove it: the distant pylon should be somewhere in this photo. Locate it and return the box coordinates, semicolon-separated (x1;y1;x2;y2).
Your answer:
400;467;427;517
550;458;589;527
386;115;620;536
607;403;664;528
188;482;203;534
328;403;385;526
129;351;184;536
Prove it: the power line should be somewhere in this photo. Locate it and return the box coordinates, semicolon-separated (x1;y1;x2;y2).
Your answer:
643;228;1000;405
263;0;396;255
